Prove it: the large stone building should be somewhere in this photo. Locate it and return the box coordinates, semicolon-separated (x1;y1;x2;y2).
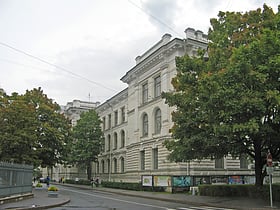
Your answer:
94;28;257;185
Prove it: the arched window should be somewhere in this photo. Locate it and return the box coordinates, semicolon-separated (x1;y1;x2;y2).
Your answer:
120;157;125;173
113;158;117;173
107;134;111;151
142;113;148;136
107;159;110;173
114;132;118;150
120;130;125;148
154;108;161;134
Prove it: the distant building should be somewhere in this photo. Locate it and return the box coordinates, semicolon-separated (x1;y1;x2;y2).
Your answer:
61;99;100;126
42;99;100;181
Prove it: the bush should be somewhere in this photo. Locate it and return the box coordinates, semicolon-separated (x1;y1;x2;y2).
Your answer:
48;186;58;191
198;184;280;202
35;183;43;187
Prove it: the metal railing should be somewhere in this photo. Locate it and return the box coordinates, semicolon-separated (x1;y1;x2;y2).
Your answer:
0;162;33;198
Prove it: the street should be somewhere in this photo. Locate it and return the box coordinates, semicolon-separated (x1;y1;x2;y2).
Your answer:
52;185;234;210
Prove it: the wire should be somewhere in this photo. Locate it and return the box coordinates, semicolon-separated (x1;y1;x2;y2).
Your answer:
0;42;119;93
127;0;182;37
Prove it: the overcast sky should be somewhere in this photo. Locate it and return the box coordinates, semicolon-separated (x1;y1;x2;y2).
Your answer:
0;0;279;105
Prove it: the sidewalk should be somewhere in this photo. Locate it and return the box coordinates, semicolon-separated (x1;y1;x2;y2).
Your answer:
1;183;279;210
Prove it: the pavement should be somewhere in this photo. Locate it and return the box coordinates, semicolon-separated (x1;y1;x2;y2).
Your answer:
0;182;279;210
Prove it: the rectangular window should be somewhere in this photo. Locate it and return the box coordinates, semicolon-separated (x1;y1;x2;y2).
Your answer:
215;158;224;169
121;107;125;123
114;110;118;126
108;114;111;129
140;150;145;170
102;117;106;130
152;148;158;170
240;155;248;169
154;76;161;98
142;83;148;104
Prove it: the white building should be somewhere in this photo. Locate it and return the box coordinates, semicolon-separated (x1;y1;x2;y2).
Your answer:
94;28;257;185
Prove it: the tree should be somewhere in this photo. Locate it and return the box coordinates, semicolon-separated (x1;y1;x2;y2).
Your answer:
163;4;280;186
0;88;72;167
71;110;104;180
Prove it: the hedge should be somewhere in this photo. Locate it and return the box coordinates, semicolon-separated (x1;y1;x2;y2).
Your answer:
199;184;280;202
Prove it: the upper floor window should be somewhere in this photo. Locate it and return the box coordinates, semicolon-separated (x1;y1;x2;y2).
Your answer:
102;117;106;130
154;76;161;98
107;134;111;151
113;132;118;150
120;130;125;148
114;110;118;126
108;114;112;129
142;83;148;104
142;113;148;137
121;106;125;123
154;108;161;134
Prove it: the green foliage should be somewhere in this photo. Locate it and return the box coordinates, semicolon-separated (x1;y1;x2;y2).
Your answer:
70;110;104;179
0;87;72;167
163;4;280;186
199;184;280;201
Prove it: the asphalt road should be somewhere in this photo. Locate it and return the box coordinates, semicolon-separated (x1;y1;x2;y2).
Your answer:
51;185;234;210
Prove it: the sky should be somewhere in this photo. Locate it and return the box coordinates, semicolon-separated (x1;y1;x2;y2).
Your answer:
0;0;279;105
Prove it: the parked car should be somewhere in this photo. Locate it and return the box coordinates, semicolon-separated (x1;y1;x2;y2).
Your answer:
39;177;47;183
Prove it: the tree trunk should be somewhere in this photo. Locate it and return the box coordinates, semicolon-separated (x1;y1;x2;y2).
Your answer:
254;139;263;186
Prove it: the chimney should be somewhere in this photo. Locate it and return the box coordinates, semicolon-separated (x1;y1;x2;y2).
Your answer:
185;27;195;39
196;30;203;40
161;33;172;44
135;55;141;64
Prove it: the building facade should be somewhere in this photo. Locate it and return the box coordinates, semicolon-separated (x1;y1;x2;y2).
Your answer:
94;28;258;185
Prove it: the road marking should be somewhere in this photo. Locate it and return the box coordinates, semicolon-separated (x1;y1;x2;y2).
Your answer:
176;207;235;210
62;187;168;209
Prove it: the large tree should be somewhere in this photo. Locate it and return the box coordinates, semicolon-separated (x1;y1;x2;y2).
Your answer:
163;4;280;186
0;88;72;167
71;110;104;180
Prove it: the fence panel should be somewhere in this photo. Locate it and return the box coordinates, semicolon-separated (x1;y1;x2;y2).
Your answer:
0;162;33;198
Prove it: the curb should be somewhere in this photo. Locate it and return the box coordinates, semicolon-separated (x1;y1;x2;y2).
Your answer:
0;193;34;206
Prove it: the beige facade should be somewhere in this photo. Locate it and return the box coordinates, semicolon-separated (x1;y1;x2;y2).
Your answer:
94;28;258;184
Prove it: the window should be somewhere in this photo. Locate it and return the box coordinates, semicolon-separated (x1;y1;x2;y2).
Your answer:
154;75;161;98
101;160;105;173
121;107;125;123
142;83;148;104
107;134;111;151
152;148;158;170
96;162;99;174
107;159;110;173
154;109;161;134
240;155;248;169
120;130;125;148
113;132;118;150
113;158;117;173
140;150;145;170
102;117;106;130
114;110;118;126
215;158;224;169
108;114;111;129
142;113;148;136
120;157;124;173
